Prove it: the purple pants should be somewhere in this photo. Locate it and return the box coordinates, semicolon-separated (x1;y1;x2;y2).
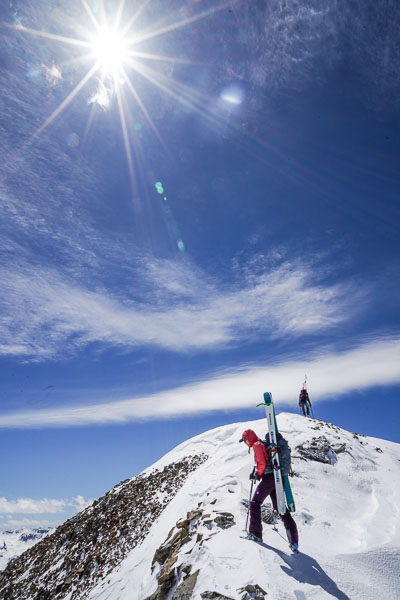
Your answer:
250;473;298;545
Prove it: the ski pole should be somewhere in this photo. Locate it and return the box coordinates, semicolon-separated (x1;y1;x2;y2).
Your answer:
246;479;254;532
310;406;315;419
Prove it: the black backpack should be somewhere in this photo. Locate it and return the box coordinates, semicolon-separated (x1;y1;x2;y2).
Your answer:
262;432;291;476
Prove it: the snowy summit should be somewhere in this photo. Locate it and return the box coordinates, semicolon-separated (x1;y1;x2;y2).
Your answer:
1;413;399;599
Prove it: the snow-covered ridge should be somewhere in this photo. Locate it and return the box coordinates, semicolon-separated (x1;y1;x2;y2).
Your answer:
1;414;400;600
88;414;400;600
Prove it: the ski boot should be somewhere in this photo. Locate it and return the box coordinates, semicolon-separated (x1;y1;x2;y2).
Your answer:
245;532;263;543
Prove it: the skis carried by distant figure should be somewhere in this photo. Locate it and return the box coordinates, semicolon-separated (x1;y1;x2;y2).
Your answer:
258;392;296;513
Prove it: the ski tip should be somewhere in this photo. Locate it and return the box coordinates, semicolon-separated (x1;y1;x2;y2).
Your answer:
263;392;272;403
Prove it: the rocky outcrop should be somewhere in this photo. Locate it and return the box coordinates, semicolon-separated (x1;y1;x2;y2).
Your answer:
200;592;234;599
296;435;346;464
147;502;236;599
147;498;268;599
0;454;208;600
241;499;278;525
237;584;267;599
199;588;267;600
172;569;200;599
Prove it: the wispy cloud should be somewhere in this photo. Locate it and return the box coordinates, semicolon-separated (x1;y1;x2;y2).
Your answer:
0;257;359;359
43;62;62;87
88;78;112;110
0;496;91;514
0;336;398;428
236;1;332;91
0;518;57;529
234;1;400;104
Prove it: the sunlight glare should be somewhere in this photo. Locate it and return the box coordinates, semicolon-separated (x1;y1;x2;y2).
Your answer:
90;27;130;76
12;0;229;185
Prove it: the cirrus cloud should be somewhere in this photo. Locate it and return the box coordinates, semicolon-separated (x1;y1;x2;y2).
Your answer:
0;256;361;360
0;336;398;429
0;496;91;514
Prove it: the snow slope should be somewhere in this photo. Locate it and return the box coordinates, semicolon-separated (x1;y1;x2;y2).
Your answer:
0;528;52;571
87;413;400;600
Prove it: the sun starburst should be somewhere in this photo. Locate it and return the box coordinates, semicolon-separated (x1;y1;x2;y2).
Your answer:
89;25;130;77
2;0;228;191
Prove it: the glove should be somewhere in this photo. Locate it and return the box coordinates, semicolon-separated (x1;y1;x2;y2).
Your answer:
249;469;261;481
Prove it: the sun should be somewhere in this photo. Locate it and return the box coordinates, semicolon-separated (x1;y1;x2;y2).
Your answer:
89;26;130;77
6;0;226;191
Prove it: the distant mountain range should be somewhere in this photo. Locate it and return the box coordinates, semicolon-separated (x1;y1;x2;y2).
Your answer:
1;413;399;599
0;528;52;572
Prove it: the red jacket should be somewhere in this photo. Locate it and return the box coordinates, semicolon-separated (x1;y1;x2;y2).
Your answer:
242;429;270;477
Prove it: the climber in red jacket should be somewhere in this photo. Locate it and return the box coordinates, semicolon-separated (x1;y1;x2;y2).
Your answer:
241;428;298;550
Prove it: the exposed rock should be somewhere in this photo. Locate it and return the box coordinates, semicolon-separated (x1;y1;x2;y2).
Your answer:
172;569;200;599
238;583;268;599
176;510;203;529
157;567;177;599
331;443;346;454
241;500;277;526
149;508;204;599
0;454;208;600
200;592;235;599
149;502;237;600
296;436;346;464
213;512;235;529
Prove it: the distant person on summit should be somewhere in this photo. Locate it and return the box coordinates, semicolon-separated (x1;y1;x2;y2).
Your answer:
240;428;299;552
299;387;312;417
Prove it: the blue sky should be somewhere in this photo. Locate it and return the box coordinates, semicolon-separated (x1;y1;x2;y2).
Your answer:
0;0;399;529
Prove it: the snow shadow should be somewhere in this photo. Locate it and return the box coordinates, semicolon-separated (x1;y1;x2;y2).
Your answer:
279;552;350;600
258;541;350;600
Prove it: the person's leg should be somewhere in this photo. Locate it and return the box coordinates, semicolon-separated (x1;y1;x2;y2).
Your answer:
270;489;299;546
249;474;275;540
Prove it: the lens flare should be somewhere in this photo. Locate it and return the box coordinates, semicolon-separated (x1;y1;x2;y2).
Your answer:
221;84;245;105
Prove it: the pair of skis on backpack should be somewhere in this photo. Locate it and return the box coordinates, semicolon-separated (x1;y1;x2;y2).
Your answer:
259;392;295;514
242;393;298;553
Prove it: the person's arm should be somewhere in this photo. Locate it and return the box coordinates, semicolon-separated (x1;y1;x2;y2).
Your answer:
254;442;268;477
